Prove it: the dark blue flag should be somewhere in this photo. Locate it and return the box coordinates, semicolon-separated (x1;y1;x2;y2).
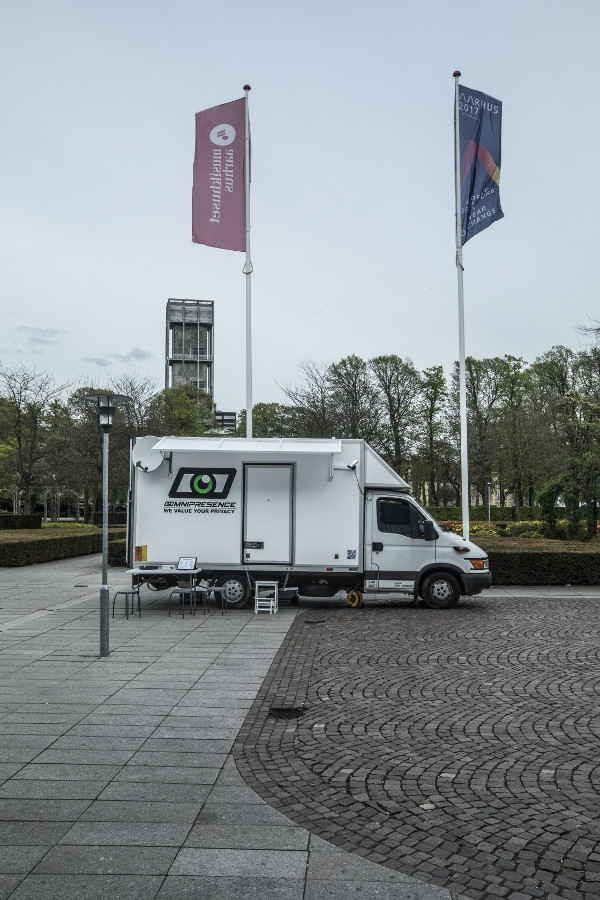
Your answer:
458;85;503;244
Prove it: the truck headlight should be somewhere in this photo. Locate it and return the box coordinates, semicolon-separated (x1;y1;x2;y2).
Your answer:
468;558;488;570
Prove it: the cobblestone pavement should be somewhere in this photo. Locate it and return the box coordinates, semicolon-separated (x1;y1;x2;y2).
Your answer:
234;596;600;900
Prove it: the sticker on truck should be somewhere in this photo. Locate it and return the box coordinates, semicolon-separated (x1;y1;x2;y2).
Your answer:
168;468;236;499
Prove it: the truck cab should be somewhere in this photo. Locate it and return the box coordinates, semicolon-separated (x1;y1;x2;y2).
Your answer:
365;491;491;608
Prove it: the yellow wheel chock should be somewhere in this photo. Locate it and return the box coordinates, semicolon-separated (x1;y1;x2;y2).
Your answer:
346;590;364;608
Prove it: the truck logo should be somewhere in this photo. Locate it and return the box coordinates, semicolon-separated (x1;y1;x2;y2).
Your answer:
168;468;236;499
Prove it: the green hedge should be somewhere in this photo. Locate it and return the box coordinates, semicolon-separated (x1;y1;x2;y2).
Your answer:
426;506;536;522
485;550;600;585
0;532;103;567
0;514;43;530
94;512;127;526
0;526;127;568
476;537;600;585
108;538;128;568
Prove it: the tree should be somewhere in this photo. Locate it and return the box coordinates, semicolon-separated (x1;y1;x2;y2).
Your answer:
413;365;448;505
0;364;67;512
282;360;339;438
43;389;107;523
327;355;382;443
488;358;537;519
145;386;216;437
109;372;157;435
369;355;419;475
235;403;300;438
450;356;527;505
0;398;18;506
532;346;600;537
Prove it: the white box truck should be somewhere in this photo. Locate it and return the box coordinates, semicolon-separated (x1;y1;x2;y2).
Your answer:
128;436;491;609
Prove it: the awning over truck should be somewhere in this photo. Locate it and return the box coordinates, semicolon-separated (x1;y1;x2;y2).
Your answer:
152;437;343;454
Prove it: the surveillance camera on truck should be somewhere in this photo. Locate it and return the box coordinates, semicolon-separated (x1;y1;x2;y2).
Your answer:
128;436;491;609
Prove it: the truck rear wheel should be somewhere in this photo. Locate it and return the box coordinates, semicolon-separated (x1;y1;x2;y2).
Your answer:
215;574;252;609
420;572;460;610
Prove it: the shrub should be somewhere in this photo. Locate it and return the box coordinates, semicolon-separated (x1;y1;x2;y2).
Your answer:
0;525;127;567
428;506;538;522
0;514;42;530
477;537;600;585
94;512;127;526
0;531;103;567
496;521;547;538
108;538;127;568
440;521;497;537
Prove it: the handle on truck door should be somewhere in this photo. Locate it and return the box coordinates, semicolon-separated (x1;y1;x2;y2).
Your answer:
372;542;384;552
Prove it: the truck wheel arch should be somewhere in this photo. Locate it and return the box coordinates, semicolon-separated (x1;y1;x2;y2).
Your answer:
420;572;461;609
415;564;467;602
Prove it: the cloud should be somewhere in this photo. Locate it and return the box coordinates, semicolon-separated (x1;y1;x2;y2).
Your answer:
82;356;110;367
81;348;154;368
108;348;154;364
17;326;67;347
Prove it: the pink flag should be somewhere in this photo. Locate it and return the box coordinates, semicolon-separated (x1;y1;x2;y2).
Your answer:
192;97;246;251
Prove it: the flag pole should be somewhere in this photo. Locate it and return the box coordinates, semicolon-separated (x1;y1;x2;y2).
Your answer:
453;70;470;542
243;84;253;438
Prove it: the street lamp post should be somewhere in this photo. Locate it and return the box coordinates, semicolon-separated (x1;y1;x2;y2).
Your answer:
82;393;132;657
487;477;493;527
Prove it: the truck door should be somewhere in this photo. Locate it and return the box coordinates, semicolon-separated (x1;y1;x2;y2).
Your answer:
243;464;293;564
365;494;434;592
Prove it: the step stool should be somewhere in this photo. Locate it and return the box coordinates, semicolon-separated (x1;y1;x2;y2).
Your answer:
254;581;279;614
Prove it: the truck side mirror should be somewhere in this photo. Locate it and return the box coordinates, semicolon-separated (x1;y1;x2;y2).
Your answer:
423;520;435;542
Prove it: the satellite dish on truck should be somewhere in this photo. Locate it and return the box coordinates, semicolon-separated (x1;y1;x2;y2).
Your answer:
131;435;163;473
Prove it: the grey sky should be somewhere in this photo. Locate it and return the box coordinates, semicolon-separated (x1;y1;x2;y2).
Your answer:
2;0;599;411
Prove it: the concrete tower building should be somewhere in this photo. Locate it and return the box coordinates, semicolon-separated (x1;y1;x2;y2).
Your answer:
165;299;214;395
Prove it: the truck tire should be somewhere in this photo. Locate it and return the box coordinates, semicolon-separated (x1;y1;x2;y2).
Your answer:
420;572;461;610
215;574;252;609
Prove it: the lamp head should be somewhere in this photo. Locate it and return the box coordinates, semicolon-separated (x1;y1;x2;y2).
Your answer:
81;392;132;431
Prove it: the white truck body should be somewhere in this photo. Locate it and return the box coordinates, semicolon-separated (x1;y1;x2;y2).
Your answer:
128;437;491;608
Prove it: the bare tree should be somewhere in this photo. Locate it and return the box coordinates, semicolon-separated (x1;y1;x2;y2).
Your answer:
109;372;157;435
576;318;600;341
282;360;338;437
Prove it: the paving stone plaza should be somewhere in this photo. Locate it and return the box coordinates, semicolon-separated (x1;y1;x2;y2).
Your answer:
1;555;599;899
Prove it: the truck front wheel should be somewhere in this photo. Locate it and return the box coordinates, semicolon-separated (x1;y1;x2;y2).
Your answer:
420;572;460;610
215;574;252;609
